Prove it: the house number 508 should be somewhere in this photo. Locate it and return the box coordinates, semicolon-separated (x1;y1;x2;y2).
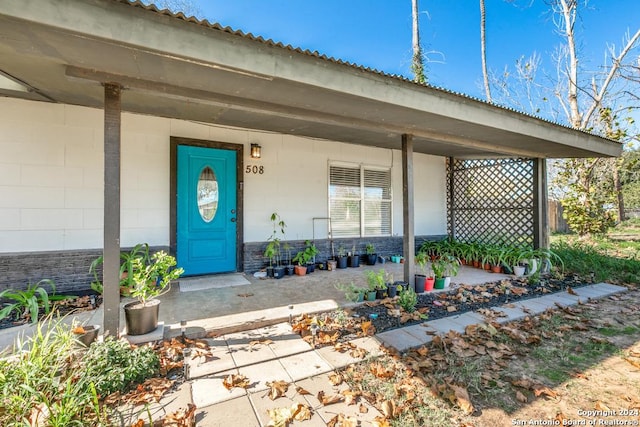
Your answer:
245;165;264;174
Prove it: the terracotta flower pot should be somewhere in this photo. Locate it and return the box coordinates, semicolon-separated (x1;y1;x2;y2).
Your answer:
294;265;307;276
490;264;502;273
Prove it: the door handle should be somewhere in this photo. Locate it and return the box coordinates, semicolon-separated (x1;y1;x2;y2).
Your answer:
230;218;236;222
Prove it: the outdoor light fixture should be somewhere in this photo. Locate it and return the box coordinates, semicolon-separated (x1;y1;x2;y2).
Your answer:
250;143;262;159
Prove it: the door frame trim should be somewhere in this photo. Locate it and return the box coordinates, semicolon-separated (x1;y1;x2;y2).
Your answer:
170;137;244;272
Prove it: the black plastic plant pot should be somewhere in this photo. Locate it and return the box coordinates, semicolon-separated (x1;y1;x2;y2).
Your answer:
387;284;398;298
348;255;360;268
376;288;386;299
414;275;426;293
273;266;285;279
285;265;295;276
306;262;315;273
337;256;348;269
266;266;274;278
124;299;160;336
366;254;377;265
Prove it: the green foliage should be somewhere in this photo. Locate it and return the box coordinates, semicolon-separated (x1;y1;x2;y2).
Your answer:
89;243;151;295
334;282;365;303
397;288;418;313
129;251;184;304
560;192;616;236
431;254;460;279
83;337;159;397
293;240;318;266
0;320;106;426
366;269;387;291
365;243;375;255
551;235;640;284
0;279;59;324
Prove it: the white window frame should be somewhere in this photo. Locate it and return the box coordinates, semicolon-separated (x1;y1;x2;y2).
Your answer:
328;161;393;238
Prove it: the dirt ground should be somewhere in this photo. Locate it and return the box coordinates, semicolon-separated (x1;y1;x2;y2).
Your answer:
339;286;640;427
475;288;640;427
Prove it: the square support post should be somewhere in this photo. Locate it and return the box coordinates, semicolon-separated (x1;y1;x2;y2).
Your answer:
447;157;455;240
533;158;549;249
402;134;415;285
103;83;122;337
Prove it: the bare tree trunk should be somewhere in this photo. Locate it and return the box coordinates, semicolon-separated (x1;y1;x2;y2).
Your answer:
480;0;492;102
558;0;581;127
411;0;426;83
614;160;625;222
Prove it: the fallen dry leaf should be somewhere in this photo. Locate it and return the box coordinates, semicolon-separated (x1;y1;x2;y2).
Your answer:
237;293;254;298
156;403;196;427
449;384;474;415
329;372;344;386
317;390;345;406
327;414;358;427
295;386;311;395
516;390;528;403
380;399;396;419
267;402;312;427
222;374;250;390
266;380;289;400
372;416;392;427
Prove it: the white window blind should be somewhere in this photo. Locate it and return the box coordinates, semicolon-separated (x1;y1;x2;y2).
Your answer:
329;164;392;237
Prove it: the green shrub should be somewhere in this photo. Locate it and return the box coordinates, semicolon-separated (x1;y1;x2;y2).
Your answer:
397;288;418;313
83;337;160;397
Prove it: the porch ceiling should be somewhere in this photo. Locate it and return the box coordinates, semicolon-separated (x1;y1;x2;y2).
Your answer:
0;0;622;159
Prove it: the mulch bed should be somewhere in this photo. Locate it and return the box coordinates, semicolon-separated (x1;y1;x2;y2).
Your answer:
295;274;599;344
0;291;102;330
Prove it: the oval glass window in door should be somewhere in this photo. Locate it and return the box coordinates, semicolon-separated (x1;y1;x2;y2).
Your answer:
197;166;218;222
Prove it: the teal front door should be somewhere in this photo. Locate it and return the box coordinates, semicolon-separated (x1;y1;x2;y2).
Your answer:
177;145;237;275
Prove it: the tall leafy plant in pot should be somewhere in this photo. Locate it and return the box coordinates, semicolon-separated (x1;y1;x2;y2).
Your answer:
124;251;184;335
336;245;348;269
414;251;431;293
364;243;377;265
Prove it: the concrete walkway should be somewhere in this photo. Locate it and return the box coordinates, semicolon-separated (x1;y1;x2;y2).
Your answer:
116;282;626;426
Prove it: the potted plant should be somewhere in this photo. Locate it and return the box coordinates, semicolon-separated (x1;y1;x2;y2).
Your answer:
334;282;365;303
292;249;310;276
364;271;379;301
414;251;430;293
124;250;184;336
282;242;295;276
336;245;348;269
265;213;286;279
366;269;387;299
89;243;151;296
387;274;405;298
303;240;319;273
348;244;360;268
364;243;377;265
263;239;282;278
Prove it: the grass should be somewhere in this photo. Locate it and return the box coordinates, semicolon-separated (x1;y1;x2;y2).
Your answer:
551;221;640;284
0;317;159;426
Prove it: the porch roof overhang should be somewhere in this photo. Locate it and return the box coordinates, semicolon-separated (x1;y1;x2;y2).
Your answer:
0;0;622;159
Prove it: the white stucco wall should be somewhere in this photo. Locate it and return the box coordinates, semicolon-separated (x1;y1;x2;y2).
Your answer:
0;98;447;252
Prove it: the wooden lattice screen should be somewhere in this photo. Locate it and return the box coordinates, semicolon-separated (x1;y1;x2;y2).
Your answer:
447;158;535;247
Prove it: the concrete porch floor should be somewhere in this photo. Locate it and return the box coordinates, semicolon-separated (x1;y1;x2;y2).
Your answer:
148;262;510;339
0;262;510;351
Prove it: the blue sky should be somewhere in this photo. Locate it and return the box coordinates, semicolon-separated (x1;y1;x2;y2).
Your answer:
184;0;640;101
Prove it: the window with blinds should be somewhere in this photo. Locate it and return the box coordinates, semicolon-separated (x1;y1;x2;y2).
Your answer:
329;164;392;237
